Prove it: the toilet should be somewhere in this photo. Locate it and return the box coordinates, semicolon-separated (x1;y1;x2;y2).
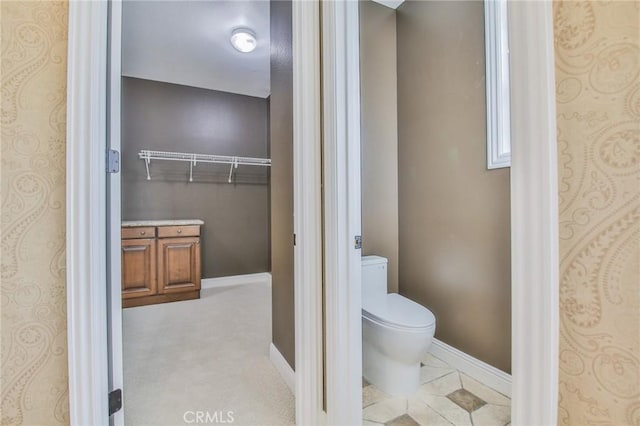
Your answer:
362;256;436;396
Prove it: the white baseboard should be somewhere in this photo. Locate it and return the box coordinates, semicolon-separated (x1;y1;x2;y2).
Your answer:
429;338;512;397
269;343;296;395
201;272;271;290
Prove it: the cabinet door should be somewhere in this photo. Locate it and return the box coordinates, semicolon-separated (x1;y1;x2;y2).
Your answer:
121;238;157;299
157;237;201;294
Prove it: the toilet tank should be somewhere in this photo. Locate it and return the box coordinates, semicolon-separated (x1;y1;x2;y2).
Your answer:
361;256;388;300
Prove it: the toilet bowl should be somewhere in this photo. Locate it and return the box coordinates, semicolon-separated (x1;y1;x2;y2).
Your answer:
362;256;436;396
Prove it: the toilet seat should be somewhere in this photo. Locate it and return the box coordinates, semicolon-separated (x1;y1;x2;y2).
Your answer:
363;293;436;330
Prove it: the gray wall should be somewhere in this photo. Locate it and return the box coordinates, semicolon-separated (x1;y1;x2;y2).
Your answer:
359;0;400;294
396;1;512;373
121;77;270;279
270;0;295;369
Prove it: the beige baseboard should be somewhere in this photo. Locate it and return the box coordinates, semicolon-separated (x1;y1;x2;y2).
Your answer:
429;338;511;397
201;272;271;289
269;343;295;395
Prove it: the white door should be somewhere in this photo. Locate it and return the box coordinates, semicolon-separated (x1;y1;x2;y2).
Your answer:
107;1;124;424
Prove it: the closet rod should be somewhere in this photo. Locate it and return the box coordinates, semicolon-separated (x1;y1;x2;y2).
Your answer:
138;150;271;166
138;149;270;182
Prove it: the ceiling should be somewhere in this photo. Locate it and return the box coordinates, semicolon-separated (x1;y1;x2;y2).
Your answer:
122;1;271;98
372;0;405;9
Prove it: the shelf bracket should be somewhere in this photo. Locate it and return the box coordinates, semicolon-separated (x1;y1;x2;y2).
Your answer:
144;157;151;181
227;156;239;183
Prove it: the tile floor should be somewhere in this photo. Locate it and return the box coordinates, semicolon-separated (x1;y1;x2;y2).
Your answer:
363;354;511;426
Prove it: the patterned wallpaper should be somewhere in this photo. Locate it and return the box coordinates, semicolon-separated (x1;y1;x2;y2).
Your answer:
1;1;70;425
554;1;640;425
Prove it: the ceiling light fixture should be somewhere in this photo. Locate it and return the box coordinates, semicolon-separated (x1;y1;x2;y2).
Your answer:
230;28;257;53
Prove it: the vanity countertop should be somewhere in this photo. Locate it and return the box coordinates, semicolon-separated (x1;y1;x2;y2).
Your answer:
122;219;204;228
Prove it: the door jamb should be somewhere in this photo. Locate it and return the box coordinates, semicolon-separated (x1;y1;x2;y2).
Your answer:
66;1;110;424
292;0;325;425
322;1;363;424
508;2;560;424
106;0;124;424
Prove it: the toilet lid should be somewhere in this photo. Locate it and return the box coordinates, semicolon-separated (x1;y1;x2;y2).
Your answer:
363;293;436;329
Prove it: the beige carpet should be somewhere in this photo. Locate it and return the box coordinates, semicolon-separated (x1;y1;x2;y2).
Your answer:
123;282;295;426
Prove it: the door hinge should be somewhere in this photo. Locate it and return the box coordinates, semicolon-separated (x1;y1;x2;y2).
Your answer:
293;233;297;246
354;235;362;250
108;389;122;416
107;149;120;173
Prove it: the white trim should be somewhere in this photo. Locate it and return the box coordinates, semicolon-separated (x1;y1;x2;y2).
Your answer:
485;0;511;169
201;273;272;290
66;1;110;424
107;1;124;425
269;343;296;395
509;2;559;425
292;1;324;425
322;0;363;424
429;339;511;398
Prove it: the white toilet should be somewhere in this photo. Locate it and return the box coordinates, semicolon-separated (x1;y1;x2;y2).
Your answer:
362;255;436;396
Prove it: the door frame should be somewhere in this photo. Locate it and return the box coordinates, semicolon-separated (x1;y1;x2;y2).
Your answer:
66;1;110;424
508;2;560;424
322;1;560;425
65;0;324;424
321;1;363;424
292;1;324;425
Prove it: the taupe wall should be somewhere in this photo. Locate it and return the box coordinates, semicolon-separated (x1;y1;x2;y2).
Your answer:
396;1;511;373
359;0;400;294
270;0;295;369
121;77;270;279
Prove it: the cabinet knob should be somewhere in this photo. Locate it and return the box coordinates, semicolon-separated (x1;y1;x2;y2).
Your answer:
140;230;146;235
177;229;182;234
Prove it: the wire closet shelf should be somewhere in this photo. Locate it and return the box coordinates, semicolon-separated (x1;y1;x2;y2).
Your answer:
138;149;271;183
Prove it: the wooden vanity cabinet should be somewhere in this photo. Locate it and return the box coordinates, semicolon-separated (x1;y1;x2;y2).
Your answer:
157;236;201;294
122;224;201;308
121;238;157;299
